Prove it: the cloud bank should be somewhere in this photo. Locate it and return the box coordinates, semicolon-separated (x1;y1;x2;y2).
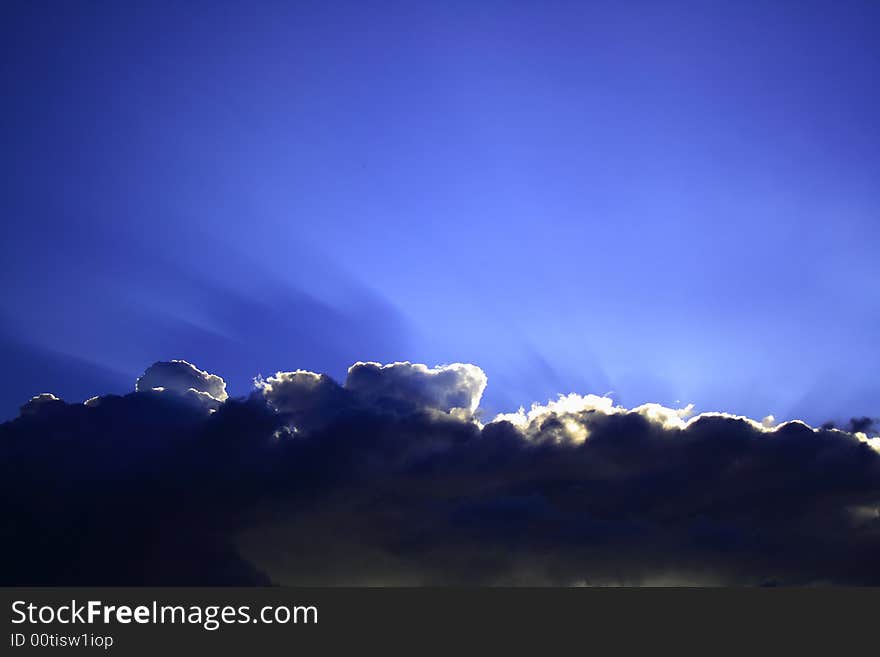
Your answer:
2;360;879;585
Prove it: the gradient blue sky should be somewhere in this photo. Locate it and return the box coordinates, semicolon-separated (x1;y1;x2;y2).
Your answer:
2;0;878;423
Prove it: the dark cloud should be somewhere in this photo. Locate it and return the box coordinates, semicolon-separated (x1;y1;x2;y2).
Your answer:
846;416;877;435
19;392;65;417
2;361;879;585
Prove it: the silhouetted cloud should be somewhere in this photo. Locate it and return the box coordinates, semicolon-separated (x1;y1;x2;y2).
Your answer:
847;416;877;435
19;392;65;417
1;360;879;585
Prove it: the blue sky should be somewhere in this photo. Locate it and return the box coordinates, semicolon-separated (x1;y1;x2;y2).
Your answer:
2;0;878;423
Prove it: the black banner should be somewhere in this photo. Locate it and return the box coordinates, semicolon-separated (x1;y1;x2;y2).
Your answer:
1;587;875;654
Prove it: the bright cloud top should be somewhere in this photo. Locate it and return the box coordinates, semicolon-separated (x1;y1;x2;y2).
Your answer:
137;359;877;449
490;392;871;447
135;359;228;402
115;360;879;451
345;361;488;415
